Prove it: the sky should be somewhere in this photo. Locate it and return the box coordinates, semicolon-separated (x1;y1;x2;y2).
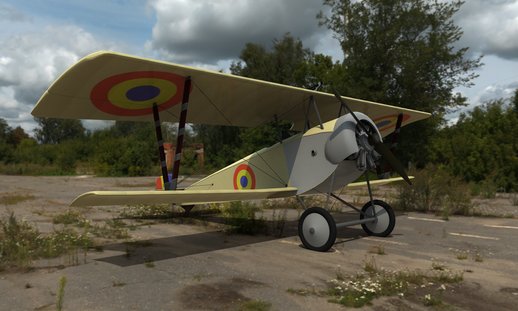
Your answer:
1;0;518;134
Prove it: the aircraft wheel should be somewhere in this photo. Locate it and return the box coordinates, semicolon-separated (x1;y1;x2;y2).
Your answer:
298;207;336;252
360;200;395;237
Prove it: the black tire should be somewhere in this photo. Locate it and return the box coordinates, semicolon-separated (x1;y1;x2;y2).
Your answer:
298;207;337;252
360;200;395;237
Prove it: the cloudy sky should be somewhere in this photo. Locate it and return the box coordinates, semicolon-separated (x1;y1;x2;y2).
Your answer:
1;0;518;133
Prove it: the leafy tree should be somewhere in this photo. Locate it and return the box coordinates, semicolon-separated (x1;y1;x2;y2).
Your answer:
193;125;241;170
319;0;482;166
0;119;13;163
7;126;29;146
231;33;343;90
430;99;518;191
34;118;85;144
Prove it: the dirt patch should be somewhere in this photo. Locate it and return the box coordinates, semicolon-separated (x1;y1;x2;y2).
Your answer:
178;277;266;310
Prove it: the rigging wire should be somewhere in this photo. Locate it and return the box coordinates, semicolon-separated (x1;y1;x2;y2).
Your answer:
192;80;234;126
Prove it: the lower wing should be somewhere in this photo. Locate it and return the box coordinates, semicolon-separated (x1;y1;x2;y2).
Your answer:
346;176;414;188
71;187;298;207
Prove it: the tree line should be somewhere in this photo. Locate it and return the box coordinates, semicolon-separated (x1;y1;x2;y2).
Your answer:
0;0;516;191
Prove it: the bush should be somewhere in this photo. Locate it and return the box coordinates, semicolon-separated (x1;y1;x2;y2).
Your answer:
0;213;92;270
393;165;472;217
222;201;266;235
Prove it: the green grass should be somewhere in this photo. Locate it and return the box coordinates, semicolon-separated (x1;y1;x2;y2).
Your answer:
120;204;173;219
325;259;463;308
286;288;311;296
368;244;386;255
56;276;67;311
327;269;462;308
0;193;35;205
221;201;266;235
0;213;93;271
52;210;86;225
144;259;155;268
238;300;271;311
423;293;443;307
455;252;468;260
112;280;126;287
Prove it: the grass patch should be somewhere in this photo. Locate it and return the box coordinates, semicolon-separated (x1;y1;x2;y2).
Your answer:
112;280;126;287
474;253;484;262
120;204;173;219
0;213;93;271
0;162;62;176
0;193;35;205
144;259;155;268
53;210;130;240
53;210;86;225
286;288;311;296
368;244;386;255
56;276;67;311
455;252;468;260
87;219;129;239
423;293;443;307
326;259;463;308
327;270;461;308
238;300;272;311
221;201;266;235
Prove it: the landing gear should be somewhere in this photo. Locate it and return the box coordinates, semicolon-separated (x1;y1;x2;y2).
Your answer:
298;207;337;252
360;200;395;237
297;199;395;252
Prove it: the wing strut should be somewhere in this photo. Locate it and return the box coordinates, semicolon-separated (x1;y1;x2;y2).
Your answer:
153;103;171;190
171;76;192;190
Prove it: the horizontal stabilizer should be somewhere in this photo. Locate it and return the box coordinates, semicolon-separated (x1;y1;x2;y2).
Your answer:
71;187;298;207
346;176;414;188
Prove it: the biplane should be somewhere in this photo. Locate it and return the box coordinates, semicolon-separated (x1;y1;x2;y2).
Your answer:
32;51;430;252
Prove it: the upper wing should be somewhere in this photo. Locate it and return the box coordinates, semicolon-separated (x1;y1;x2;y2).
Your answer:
70;187;298;207
32;51;430;131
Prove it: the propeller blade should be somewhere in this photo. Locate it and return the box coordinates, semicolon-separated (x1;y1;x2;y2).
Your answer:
373;141;412;185
333;89;411;185
332;89;371;134
378;113;404;176
391;113;404;147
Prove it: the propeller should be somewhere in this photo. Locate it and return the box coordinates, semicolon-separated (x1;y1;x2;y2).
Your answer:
332;90;412;185
377;113;403;178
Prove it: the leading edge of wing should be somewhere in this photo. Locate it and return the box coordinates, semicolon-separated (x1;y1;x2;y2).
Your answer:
70;187;298;207
33;51;430;130
345;176;415;189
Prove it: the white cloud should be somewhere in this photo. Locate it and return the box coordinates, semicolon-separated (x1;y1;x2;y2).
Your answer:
0;3;29;23
148;0;327;64
456;0;518;60
0;23;119;133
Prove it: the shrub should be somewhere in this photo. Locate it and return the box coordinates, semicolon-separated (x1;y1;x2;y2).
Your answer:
393;165;472;216
222;201;266;235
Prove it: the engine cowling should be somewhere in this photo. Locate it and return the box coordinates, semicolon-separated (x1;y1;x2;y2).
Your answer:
324;112;382;169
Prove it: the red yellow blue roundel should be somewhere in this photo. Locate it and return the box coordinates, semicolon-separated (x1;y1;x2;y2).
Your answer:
90;71;185;116
373;114;410;132
233;164;256;190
